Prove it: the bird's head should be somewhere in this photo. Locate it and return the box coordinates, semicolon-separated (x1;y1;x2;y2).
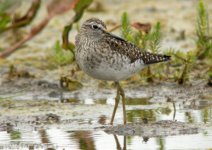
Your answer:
80;18;107;40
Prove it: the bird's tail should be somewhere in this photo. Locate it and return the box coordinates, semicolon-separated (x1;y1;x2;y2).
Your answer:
142;52;171;65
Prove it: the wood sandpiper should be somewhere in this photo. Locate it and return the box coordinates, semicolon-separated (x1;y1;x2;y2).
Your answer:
75;18;171;125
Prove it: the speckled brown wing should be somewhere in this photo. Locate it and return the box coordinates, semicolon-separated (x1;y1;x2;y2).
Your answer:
104;32;171;64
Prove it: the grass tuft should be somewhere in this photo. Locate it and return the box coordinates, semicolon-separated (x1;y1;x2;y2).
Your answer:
196;0;212;59
121;12;133;42
148;22;161;53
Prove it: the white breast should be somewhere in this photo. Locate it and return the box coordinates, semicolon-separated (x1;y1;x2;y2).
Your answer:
81;57;146;81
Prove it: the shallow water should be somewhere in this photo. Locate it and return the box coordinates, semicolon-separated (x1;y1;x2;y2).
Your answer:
0;95;211;150
1;130;211;150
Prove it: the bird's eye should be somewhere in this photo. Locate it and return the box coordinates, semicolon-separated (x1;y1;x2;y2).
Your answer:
92;25;99;29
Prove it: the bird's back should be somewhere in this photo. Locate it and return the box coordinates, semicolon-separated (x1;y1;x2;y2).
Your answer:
103;32;170;65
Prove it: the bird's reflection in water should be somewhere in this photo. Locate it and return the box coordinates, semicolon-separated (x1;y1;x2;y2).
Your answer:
142;136;149;143
113;134;126;150
113;134;150;150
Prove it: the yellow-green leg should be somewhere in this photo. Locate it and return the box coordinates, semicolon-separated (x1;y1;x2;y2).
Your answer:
118;82;127;125
110;82;127;125
110;82;120;125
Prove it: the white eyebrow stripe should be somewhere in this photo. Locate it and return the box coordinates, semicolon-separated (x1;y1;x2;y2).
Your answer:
85;22;105;29
97;24;103;28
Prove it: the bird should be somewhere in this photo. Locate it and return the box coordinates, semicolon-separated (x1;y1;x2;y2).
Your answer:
75;18;170;125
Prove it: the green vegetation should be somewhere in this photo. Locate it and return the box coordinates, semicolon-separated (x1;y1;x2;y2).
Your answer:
121;12;164;83
51;41;74;66
0;99;14;108
0;14;10;31
121;12;162;51
196;0;212;59
208;69;212;86
121;12;165;82
0;0;40;33
62;0;93;52
121;12;133;42
0;0;92;58
148;22;161;53
10;131;21;140
0;0;15;14
120;6;211;85
166;50;197;84
0;0;13;50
